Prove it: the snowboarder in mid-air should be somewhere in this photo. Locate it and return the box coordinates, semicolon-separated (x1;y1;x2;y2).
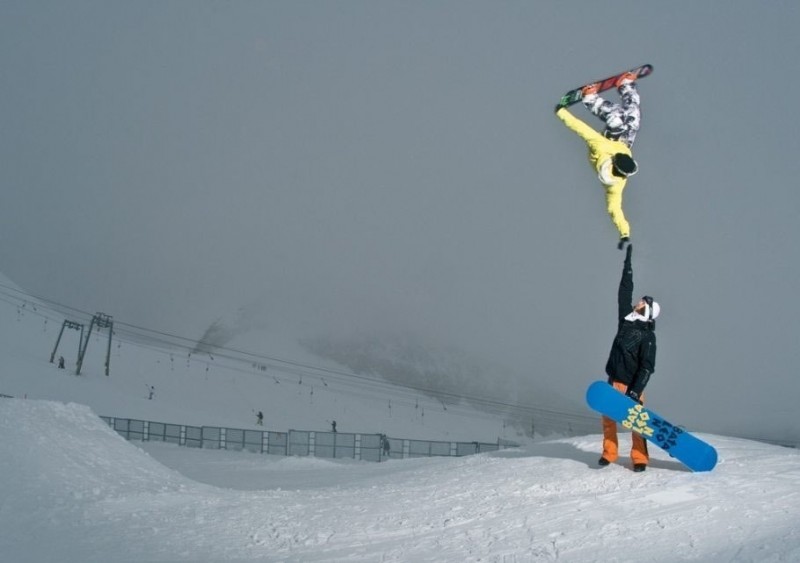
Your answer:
555;70;642;249
598;243;659;472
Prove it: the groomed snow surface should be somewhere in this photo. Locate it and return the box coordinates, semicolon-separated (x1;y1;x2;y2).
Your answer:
2;399;800;562
2;278;800;561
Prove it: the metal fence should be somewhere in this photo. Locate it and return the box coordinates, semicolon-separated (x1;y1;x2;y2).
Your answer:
100;415;517;462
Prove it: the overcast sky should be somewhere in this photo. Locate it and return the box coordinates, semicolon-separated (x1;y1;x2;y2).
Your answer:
2;1;800;442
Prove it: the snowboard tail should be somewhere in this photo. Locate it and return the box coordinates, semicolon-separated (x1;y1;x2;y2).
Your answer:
586;381;717;472
558;64;653;109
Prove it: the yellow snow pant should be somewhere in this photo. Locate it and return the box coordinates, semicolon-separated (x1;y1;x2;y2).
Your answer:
601;379;649;465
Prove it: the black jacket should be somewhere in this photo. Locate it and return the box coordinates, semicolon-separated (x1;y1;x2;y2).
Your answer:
604;249;656;397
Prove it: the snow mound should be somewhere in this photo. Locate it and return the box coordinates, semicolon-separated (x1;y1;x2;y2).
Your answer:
4;399;800;561
0;399;194;497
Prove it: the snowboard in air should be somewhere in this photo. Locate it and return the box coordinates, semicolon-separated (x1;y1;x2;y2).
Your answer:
586;380;717;472
557;64;653;109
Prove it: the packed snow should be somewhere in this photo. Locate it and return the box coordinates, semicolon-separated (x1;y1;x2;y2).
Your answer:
3;278;800;561
4;400;800;562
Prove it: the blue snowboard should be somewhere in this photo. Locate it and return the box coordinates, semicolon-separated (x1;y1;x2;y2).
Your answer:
586;381;717;472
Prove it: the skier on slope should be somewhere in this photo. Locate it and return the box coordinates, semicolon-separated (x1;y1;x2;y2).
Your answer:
598;243;659;472
555;71;641;249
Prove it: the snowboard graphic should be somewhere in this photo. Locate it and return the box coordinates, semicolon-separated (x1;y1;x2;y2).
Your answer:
557;64;653;109
586;381;717;472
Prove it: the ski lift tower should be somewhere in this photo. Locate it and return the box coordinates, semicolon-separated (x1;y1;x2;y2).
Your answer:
76;312;114;376
49;319;84;366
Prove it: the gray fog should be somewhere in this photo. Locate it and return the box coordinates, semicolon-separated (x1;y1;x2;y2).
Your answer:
2;2;799;443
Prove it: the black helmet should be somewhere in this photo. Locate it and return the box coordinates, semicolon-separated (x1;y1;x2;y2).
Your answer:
612;153;638;178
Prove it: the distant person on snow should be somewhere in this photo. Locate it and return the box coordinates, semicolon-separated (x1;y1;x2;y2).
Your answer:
555;71;641;249
598;244;659;472
381;434;391;458
256;411;263;426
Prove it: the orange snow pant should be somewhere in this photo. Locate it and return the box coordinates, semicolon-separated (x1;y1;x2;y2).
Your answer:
601;379;649;466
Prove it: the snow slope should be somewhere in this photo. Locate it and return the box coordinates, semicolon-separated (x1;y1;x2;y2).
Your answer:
0;275;543;443
3;398;800;562
4;275;800;561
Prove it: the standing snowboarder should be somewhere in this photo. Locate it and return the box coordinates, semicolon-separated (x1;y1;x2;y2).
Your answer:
555;71;641;249
598;244;659;472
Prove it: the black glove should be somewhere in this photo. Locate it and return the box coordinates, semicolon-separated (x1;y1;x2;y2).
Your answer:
618;237;630;251
626;389;642;404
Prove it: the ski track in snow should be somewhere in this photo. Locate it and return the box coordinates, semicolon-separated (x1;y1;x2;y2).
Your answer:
3;399;800;562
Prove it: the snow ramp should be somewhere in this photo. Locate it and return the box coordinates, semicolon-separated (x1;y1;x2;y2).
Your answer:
4;399;800;562
0;399;192;499
0;399;218;561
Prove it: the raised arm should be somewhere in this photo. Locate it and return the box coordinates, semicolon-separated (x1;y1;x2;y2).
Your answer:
617;244;634;329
